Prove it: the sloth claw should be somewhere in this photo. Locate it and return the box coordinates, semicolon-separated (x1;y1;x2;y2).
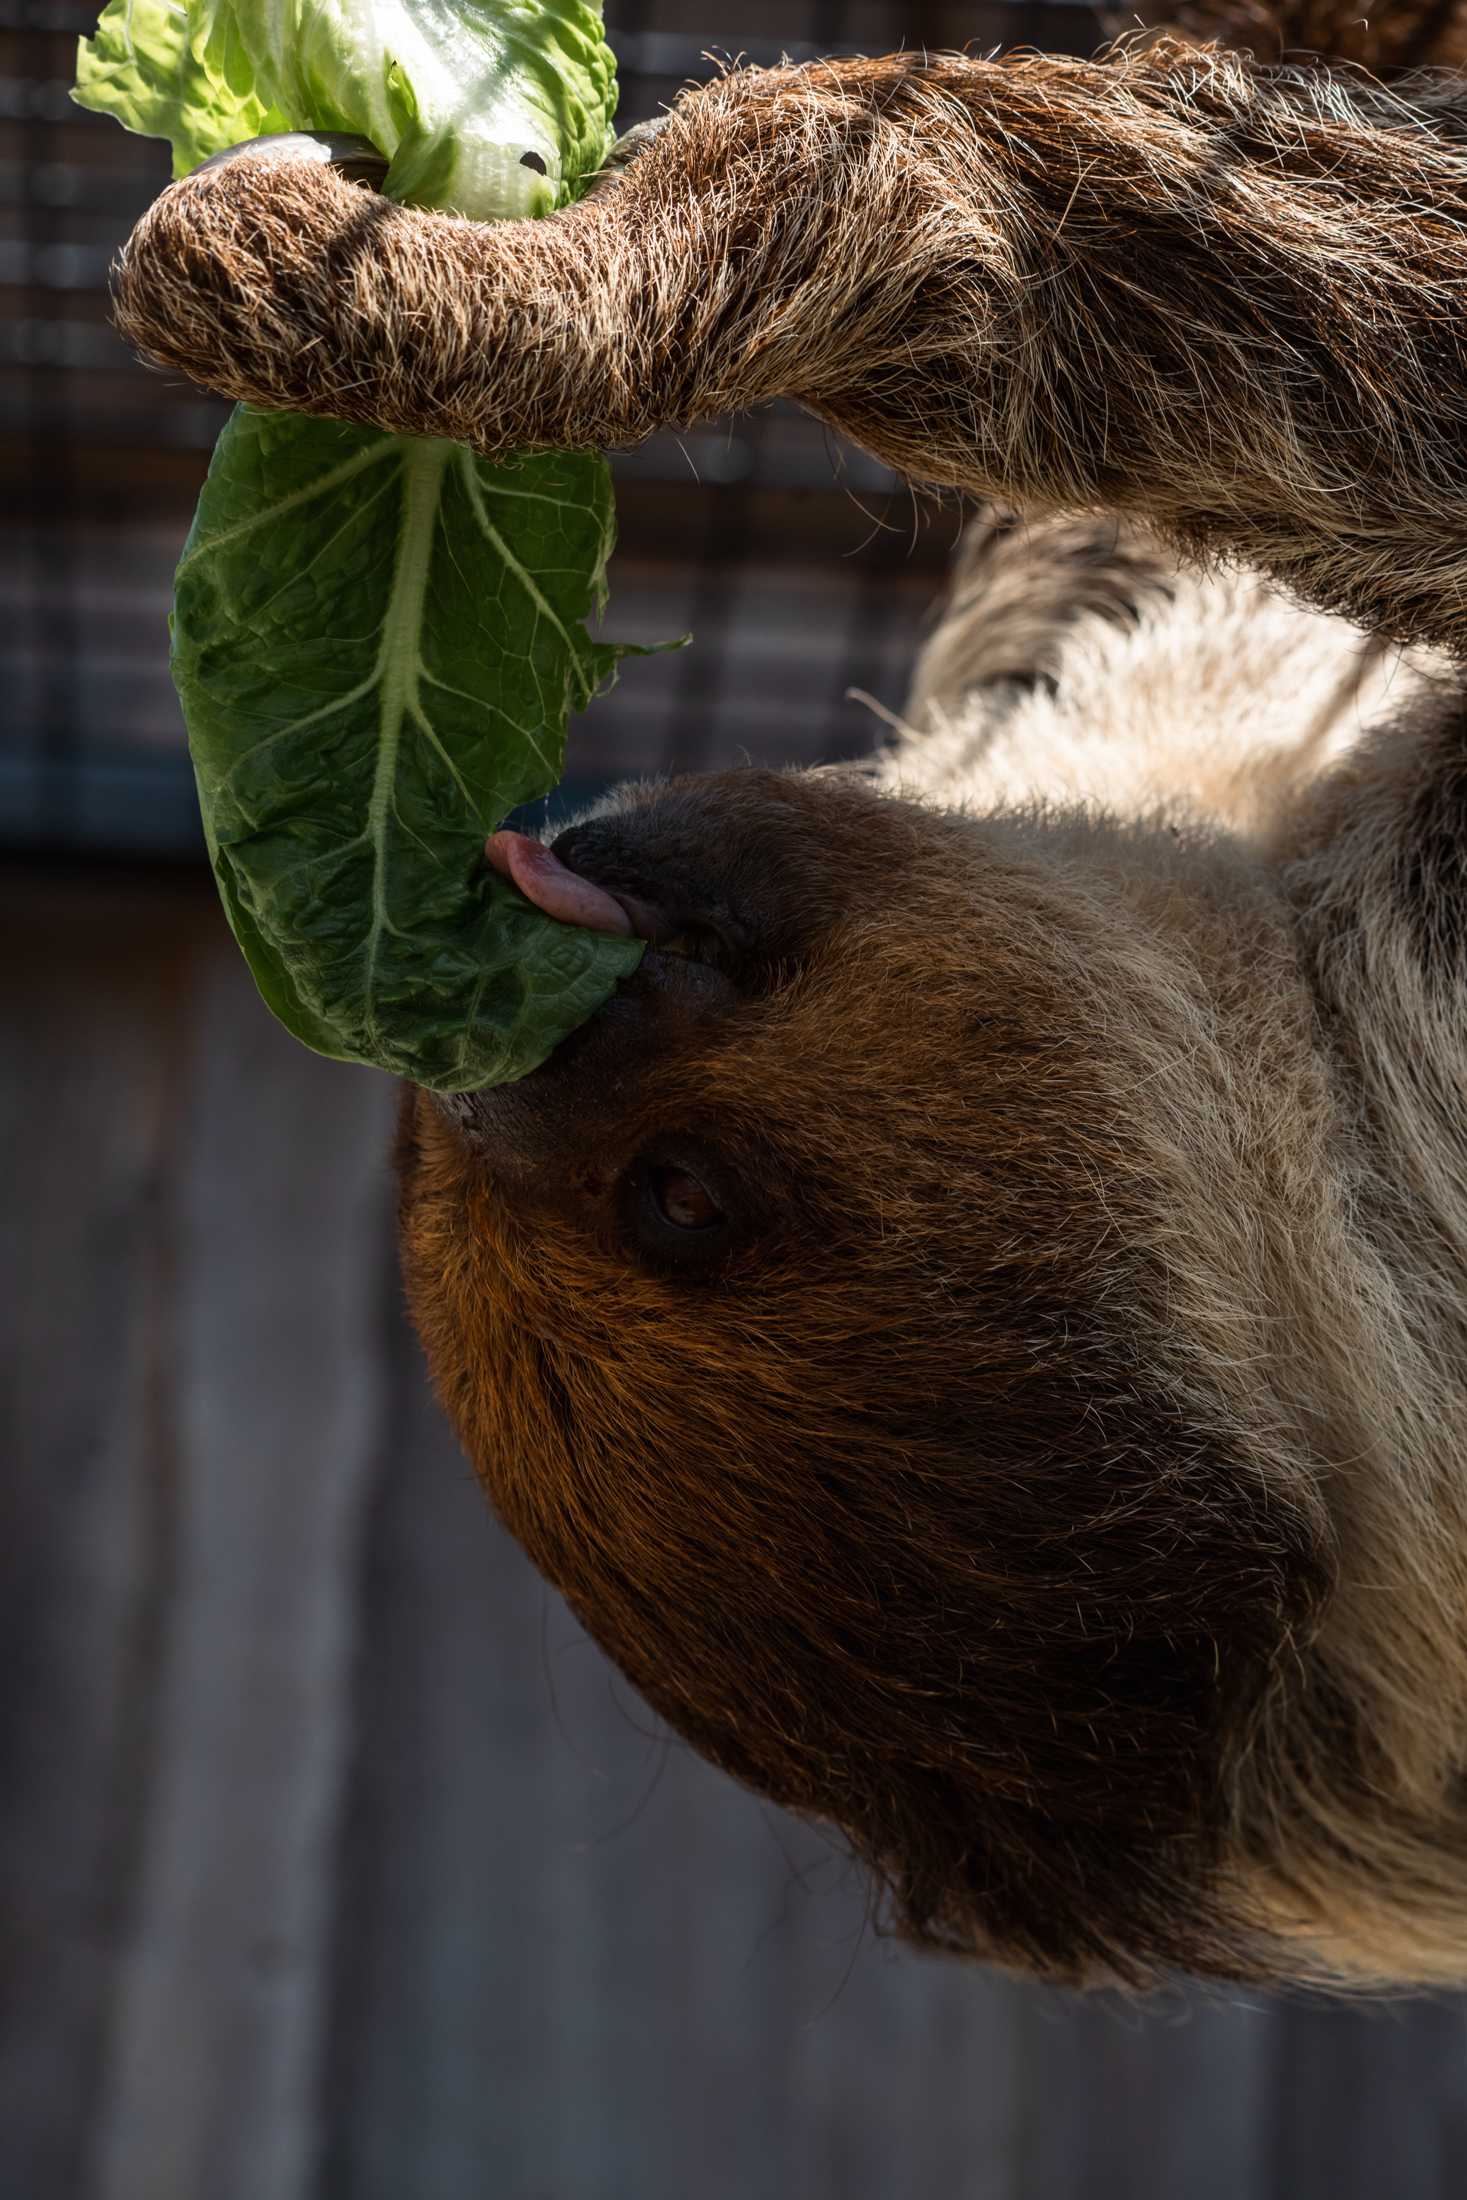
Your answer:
191;131;390;191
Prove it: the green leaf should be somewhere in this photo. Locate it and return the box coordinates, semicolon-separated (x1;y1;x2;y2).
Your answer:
173;408;645;1093
73;0;290;176
77;0;617;211
196;0;619;216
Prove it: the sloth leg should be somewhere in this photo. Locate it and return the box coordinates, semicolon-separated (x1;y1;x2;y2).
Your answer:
903;507;1176;728
890;511;1435;835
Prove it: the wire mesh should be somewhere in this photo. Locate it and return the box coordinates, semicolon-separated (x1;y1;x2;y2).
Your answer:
0;0;1102;856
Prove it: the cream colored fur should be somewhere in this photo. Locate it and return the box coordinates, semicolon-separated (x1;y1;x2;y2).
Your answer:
887;517;1446;838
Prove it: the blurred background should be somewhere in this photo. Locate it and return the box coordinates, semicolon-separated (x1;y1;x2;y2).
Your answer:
5;3;1467;2196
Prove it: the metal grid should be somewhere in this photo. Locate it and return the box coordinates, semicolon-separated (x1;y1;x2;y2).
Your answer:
0;0;1101;857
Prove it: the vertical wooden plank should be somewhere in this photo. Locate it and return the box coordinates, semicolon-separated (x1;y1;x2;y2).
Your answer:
530;1633;843;2200
89;943;395;2200
782;1912;1025;2200
324;1309;1028;2200
320;1331;569;2200
1266;1995;1467;2200
0;876;196;2200
1008;1982;1276;2200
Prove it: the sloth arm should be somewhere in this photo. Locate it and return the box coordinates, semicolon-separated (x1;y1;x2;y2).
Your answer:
117;40;1467;658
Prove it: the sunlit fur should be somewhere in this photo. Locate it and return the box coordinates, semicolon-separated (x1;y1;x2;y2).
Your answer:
118;0;1467;1987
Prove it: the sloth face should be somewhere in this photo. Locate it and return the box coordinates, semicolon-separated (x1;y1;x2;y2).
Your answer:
395;767;1334;1986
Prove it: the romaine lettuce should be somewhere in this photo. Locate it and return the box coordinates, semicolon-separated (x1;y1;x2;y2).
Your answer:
75;1;652;1091
174;412;644;1091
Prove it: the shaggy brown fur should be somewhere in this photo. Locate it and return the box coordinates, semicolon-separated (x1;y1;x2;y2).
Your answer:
118;36;1467;647
124;10;1467;1986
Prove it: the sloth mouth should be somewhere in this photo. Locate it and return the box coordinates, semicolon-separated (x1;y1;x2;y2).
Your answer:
484;829;728;971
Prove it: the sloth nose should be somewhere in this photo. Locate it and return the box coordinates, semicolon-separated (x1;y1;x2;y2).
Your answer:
547;818;750;969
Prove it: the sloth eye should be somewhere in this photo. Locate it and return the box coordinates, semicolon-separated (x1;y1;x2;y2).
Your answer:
621;1146;739;1274
649;1163;723;1232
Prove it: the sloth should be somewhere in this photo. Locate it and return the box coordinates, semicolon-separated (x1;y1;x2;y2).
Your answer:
115;3;1467;1988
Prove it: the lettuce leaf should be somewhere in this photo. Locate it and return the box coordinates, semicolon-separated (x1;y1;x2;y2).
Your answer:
77;0;618;216
173;411;644;1091
192;0;617;215
76;0;654;1092
73;0;290;176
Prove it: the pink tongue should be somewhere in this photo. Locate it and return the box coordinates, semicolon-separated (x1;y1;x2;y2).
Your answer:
485;830;634;937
